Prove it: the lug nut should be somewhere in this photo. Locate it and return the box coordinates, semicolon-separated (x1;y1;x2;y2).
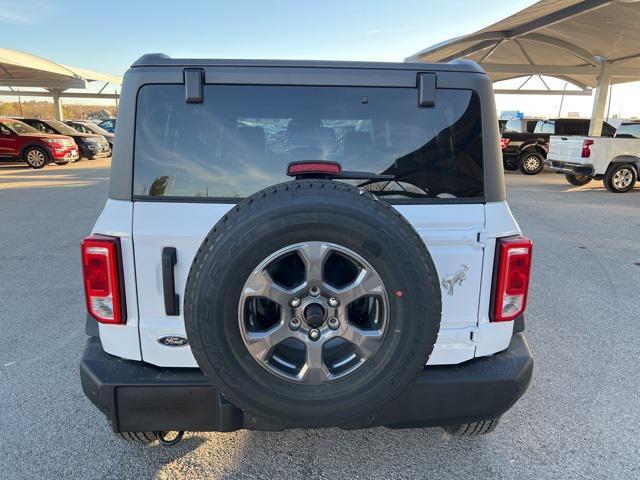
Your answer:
328;297;339;307
308;329;321;341
328;317;340;330
290;297;301;308
309;286;321;297
290;317;301;331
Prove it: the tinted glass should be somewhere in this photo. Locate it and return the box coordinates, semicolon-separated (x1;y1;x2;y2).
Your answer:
560;121;589;136
601;122;616;137
134;85;483;201
45;120;80;135
534;121;555;134
504;119;523;133
4;120;40;134
80;122;110;135
615;123;640;138
99;120;115;132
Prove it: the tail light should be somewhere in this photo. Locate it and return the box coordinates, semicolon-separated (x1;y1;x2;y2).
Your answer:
81;234;125;324
492;235;532;322
581;139;594;158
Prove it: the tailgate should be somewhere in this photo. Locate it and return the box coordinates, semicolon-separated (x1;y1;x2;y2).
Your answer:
548;135;589;164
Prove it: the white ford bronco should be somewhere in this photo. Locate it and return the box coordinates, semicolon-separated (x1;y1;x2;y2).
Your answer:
80;55;533;445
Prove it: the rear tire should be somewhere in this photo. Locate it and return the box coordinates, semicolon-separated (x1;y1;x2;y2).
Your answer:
184;180;442;428
118;432;156;444
565;174;592;186
442;418;500;436
519;151;544;175
23;147;49;169
604;163;637;193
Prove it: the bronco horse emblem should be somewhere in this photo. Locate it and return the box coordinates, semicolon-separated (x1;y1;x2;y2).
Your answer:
441;265;469;296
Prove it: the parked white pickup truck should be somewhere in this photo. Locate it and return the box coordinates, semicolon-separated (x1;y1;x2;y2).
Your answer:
546;122;640;193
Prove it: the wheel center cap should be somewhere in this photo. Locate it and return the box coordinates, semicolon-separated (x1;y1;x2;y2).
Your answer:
304;302;326;328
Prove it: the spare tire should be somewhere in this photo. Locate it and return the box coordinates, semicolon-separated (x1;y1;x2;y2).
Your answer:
184;180;441;427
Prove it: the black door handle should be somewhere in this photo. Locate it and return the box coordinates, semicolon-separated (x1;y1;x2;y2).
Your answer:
162;247;179;316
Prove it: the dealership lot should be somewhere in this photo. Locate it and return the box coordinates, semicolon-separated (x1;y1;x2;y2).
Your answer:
0;162;638;480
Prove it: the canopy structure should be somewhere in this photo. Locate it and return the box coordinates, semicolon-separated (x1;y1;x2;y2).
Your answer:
407;0;640;135
0;48;122;120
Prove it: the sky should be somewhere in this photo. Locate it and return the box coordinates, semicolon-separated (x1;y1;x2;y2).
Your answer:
0;0;638;118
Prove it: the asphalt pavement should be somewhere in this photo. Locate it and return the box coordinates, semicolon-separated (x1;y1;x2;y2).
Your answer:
1;160;638;479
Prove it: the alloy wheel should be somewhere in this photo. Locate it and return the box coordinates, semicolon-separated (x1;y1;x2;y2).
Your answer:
523;155;540;172
612;167;634;189
26;149;46;167
239;242;389;384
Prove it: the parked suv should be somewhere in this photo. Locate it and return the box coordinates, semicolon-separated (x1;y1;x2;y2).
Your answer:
80;55;533;444
18;118;111;160
501;117;616;175
65;120;115;151
0;118;78;168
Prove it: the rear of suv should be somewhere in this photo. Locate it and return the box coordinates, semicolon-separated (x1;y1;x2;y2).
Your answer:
80;55;533;443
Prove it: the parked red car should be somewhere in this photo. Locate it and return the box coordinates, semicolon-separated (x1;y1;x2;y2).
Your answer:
0;118;79;168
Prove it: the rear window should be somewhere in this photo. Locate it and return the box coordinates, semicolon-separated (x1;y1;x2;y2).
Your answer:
534;121;555;134
133;84;483;201
504;119;523;133
616;123;640;139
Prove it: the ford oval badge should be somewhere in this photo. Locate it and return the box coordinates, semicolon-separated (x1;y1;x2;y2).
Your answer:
158;336;189;347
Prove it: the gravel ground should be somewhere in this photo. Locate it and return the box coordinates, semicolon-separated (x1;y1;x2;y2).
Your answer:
1;162;638;480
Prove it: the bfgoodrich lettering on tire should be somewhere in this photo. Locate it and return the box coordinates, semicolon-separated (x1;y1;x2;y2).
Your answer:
184;180;442;427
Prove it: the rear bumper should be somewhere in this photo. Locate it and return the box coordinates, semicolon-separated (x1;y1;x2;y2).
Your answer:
545;159;594;176
80;334;533;432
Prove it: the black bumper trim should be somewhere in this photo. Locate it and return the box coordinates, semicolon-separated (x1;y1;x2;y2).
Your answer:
80;334;533;432
545;160;594;176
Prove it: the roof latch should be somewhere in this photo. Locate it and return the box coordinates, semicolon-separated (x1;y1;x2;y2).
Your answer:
184;68;204;103
418;73;436;108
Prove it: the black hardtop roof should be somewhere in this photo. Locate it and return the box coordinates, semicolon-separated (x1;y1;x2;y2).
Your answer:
131;53;485;74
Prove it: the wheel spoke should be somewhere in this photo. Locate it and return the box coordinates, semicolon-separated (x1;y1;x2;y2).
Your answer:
299;340;331;383
327;268;385;305
341;324;384;358
297;243;330;286
243;269;297;307
244;322;291;361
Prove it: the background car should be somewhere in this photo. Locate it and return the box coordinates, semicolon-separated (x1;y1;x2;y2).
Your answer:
500;117;616;175
18;118;111;161
0;118;78;168
97;118;116;133
65;120;115;150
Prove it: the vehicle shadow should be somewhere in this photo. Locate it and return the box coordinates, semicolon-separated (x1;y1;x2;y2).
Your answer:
132;424;508;480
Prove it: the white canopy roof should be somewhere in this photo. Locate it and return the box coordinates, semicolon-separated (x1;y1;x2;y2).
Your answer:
0;48;122;89
407;0;640;90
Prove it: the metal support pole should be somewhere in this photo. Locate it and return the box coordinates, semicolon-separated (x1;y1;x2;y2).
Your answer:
588;61;612;136
51;88;64;121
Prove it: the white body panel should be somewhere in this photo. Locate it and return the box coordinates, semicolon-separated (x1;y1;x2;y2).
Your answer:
90;199;521;367
548;135;640;175
91;199;518;368
91;200;141;360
